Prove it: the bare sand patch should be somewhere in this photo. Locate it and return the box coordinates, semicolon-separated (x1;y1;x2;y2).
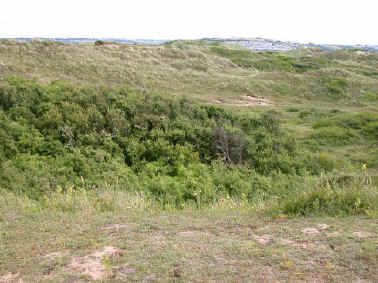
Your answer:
279;238;295;245
70;246;120;280
101;224;128;231
213;95;273;107
254;234;272;245
43;251;68;260
355;51;368;56
327;231;340;237
177;231;211;239
302;228;320;235
317;224;330;230
0;273;23;282
116;264;137;280
353;231;374;238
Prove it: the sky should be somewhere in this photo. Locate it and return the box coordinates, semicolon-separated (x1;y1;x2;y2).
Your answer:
1;0;377;45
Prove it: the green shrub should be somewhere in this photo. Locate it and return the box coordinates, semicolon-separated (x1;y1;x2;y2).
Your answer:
210;46;256;68
286;107;299;112
363;122;378;139
278;188;377;217
0;78;348;203
312;113;378;141
314;152;338;172
94;40;108;46
310;126;359;146
325;78;348;99
364;92;377;101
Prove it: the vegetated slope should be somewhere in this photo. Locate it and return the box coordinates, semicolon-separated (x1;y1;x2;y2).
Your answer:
0;79;326;198
0;79;377;214
0;40;377;168
0;40;377;214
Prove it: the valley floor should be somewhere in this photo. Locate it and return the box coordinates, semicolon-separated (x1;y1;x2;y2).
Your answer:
1;206;377;282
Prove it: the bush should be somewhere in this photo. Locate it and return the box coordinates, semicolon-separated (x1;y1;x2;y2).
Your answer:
210;46;256;68
310;126;359;146
325;77;348;99
94;40;106;46
363;122;378;139
312;112;378;140
0;78;346;203
278;188;377;217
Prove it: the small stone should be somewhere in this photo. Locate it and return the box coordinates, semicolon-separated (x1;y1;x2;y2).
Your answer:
119;265;136;275
173;268;182;278
254;234;272;245
279;238;295;245
302;228;320;235
318;224;330;230
100;224;128;231
353;231;373;238
326;231;340;237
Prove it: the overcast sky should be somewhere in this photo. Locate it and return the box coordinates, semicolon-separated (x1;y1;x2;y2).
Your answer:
1;0;377;45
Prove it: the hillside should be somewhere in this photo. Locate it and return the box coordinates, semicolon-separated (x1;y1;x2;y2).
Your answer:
1;39;377;169
0;40;377;281
1;39;378;109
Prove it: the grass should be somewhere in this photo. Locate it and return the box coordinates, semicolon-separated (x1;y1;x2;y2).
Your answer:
1;40;377;110
0;189;377;282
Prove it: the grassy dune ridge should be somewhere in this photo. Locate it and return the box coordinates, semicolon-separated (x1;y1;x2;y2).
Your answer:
1;39;377;108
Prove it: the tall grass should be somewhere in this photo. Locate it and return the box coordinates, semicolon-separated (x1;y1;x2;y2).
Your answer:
1;171;376;218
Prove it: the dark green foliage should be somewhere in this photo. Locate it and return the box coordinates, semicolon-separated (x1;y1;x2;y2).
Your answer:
0;78;345;202
94;40;114;46
286;107;299;112
361;68;378;77
291;56;329;73
324;77;348;99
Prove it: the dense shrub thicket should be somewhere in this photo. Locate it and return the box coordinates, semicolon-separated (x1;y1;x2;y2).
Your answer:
0;78;346;204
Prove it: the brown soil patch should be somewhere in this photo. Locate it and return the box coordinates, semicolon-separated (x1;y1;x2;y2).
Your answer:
70;246;120;280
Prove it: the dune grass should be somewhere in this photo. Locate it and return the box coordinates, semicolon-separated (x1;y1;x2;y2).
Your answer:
1;181;377;282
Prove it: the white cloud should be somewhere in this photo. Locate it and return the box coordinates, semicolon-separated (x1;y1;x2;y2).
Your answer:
0;0;377;44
